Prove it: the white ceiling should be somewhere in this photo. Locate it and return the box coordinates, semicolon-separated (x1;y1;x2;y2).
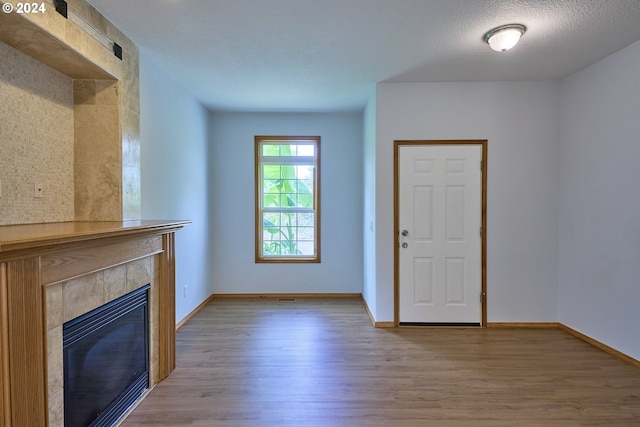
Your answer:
88;0;640;112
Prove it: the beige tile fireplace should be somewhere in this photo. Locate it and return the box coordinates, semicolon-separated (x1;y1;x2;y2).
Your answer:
45;254;158;426
0;220;188;426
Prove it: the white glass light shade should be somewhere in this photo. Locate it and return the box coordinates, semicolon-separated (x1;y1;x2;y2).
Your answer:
484;24;526;52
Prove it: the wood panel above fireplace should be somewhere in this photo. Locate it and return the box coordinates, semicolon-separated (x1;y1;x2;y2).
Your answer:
0;220;189;427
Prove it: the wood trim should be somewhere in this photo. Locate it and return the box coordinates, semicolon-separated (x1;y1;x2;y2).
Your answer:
374;322;396;328
211;293;362;299
254;136;321;264
487;322;560;328
158;233;177;379
176;294;217;331
361;295;375;326
393;140;488;327
393;142;400;326
559;323;640;369
487;322;640;368
480;142;488;324
361;296;395;328
5;258;46;427
40;235;162;286
0;263;9;427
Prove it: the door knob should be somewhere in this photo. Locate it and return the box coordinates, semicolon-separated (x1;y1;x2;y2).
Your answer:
401;230;408;236
402;242;408;248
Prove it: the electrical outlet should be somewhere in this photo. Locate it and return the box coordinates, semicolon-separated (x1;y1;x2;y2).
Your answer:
34;182;45;198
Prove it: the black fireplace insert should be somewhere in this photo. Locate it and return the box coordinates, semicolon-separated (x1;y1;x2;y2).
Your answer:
63;285;150;427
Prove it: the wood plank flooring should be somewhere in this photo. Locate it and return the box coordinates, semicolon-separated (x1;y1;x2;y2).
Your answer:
121;298;640;426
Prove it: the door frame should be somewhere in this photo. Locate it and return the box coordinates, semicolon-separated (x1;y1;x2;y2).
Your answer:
394;140;488;327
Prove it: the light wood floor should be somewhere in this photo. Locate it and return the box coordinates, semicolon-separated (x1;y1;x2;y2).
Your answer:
121;298;640;426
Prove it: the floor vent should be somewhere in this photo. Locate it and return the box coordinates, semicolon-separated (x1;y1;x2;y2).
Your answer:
276;298;296;302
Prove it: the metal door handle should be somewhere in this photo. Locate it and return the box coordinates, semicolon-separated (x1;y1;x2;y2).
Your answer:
401;230;408;236
402;242;408;248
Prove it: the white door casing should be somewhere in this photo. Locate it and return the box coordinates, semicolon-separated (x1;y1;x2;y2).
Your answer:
397;143;483;324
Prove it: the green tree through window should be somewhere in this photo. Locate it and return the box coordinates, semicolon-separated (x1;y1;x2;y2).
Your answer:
255;136;320;262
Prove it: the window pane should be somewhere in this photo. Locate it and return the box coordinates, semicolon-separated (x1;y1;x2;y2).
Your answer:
297;226;314;240
262;144;281;156
263;165;281;179
296;165;314;178
262;143;316;157
297;212;314;227
264;212;280;226
296;241;314;256
297;144;315;156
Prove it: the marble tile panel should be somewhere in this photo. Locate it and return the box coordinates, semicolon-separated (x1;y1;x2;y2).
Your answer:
74;159;122;221
73;79;95;105
74;104;120;163
62;271;105;323
47;326;63;397
122;107;141;219
122;107;140;168
48;388;64;427
127;257;153;293
64;20;82;48
86;2;109;34
104;263;127;302
121;50;140;114
95;80;118;105
46;283;63;330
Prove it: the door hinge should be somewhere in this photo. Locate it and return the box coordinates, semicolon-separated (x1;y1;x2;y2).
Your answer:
480;160;484;171
480;227;483;237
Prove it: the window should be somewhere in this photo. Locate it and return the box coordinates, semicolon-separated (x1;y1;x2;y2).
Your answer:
255;136;320;263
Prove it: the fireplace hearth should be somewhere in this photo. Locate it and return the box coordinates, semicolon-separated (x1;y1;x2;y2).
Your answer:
63;285;150;427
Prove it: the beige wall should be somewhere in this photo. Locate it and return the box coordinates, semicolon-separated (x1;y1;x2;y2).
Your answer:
0;0;140;225
0;42;75;225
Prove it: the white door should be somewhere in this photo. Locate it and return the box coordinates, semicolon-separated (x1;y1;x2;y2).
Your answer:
398;144;482;324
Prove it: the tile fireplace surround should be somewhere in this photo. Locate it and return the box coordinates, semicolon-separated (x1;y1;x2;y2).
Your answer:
0;220;189;427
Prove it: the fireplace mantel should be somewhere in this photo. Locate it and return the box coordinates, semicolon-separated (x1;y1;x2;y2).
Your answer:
0;220;189;427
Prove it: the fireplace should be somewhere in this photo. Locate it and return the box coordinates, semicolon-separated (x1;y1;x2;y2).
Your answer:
43;246;162;426
0;220;188;426
63;285;150;427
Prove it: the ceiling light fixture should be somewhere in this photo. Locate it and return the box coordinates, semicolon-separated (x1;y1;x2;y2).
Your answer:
484;24;526;52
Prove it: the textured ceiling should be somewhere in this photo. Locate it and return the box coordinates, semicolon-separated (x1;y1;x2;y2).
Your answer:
88;0;640;112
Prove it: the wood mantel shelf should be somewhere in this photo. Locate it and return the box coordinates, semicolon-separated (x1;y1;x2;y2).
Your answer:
0;220;190;256
0;220;189;427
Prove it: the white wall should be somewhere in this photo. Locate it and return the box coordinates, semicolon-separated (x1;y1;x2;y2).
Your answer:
209;112;363;294
557;40;640;360
362;91;377;317
373;81;561;322
139;51;212;322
